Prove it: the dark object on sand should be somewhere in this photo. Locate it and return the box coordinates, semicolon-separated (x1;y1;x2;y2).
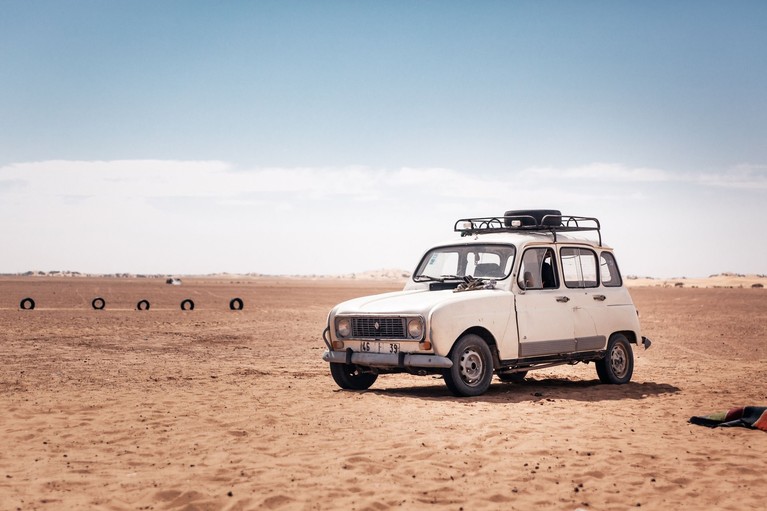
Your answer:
690;406;767;431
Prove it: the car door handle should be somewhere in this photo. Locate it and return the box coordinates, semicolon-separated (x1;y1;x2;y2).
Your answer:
556;296;570;303
593;294;606;301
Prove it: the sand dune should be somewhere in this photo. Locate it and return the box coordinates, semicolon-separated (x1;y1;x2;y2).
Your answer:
0;277;765;510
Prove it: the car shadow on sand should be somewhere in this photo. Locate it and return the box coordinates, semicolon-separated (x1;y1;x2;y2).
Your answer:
365;377;681;403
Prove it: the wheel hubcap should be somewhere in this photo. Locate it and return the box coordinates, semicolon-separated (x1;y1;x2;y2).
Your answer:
458;347;484;386
610;344;628;378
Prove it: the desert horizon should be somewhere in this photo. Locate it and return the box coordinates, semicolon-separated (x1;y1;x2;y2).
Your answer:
3;269;766;288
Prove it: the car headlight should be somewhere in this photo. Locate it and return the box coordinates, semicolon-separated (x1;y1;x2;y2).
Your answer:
407;318;424;339
336;318;351;338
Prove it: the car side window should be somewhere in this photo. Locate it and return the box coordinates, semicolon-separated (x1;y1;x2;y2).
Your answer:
560;247;599;288
518;247;559;290
600;252;623;287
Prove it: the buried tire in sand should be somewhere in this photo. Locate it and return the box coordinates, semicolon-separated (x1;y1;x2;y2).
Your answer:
329;363;378;390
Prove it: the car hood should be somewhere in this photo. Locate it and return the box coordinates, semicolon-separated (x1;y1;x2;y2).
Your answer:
331;287;501;316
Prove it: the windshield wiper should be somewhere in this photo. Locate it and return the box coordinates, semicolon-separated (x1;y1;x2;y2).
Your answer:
413;275;442;282
414;274;462;282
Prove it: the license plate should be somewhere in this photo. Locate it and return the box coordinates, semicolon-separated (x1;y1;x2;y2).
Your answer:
358;341;401;354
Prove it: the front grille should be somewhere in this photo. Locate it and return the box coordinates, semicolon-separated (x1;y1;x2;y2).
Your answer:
352;317;407;339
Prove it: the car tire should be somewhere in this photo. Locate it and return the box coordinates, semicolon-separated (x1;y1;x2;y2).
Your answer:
596;333;634;384
92;297;106;310
229;297;244;310
498;370;528;383
180;299;195;311
443;334;494;396
136;299;150;311
504;209;562;227
19;297;35;310
329;363;378;390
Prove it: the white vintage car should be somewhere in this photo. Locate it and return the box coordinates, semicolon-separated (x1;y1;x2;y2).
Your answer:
322;210;651;397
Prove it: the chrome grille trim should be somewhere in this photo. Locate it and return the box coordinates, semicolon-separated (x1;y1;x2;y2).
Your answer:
352;317;406;339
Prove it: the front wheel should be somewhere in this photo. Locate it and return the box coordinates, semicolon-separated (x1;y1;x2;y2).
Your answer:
329;363;378;390
443;334;494;397
596;334;634;384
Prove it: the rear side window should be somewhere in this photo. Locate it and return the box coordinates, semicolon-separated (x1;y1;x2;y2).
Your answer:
560;247;598;288
600;252;623;287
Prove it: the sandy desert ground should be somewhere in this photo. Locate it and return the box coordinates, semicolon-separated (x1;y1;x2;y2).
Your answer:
0;276;765;511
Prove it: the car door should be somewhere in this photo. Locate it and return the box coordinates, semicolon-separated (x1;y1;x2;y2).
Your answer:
515;246;577;357
585;250;639;339
559;246;603;351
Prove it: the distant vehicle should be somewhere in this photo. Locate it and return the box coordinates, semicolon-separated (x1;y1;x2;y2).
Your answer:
166;278;182;285
322;209;651;397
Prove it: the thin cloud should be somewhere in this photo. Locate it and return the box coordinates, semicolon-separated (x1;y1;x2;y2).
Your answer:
524;164;675;183
1;160;232;198
0;177;27;193
4;161;765;207
517;163;767;193
696;164;767;189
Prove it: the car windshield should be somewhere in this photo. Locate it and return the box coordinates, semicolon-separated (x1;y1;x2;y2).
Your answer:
413;244;516;281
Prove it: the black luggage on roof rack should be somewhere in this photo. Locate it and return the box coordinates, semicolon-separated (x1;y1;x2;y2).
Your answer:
454;209;602;245
503;209;561;227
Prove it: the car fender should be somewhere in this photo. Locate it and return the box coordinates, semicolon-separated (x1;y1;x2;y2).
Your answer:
428;291;516;357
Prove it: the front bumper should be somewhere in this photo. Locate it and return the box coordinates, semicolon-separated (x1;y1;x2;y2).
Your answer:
322;350;453;369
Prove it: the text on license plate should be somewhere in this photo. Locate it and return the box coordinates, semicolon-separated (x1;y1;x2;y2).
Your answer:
358;341;400;354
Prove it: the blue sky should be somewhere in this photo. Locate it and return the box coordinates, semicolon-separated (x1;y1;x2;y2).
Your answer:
1;1;766;276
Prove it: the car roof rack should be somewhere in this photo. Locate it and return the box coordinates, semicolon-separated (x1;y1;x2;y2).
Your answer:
454;213;602;246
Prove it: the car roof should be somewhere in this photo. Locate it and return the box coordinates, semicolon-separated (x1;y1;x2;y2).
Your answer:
430;231;612;251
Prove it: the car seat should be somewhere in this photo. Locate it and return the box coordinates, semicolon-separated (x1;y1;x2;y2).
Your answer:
474;263;504;278
541;262;556;288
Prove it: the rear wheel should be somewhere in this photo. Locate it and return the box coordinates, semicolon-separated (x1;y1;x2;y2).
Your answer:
329;363;378;390
443;334;494;397
596;334;633;384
